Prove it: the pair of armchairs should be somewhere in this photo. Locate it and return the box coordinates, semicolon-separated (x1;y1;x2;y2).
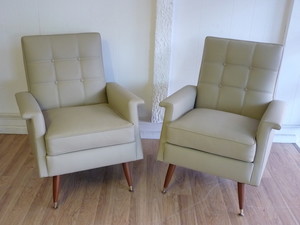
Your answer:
16;33;285;216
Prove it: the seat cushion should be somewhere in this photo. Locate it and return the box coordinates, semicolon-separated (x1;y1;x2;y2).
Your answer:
166;108;259;162
44;104;135;156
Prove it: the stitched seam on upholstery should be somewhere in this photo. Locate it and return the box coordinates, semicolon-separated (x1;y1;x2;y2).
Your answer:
216;41;229;109
27;59;54;64
238;68;248;114
47;125;134;139
167;142;254;162
32;78;79;83
27;58;101;84
245;89;273;94
218;83;246;90
75;36;87;104
240;43;256;115
50;37;61;108
167;137;256;163
168;126;256;145
47;140;136;156
23;52;32;92
27;56;100;63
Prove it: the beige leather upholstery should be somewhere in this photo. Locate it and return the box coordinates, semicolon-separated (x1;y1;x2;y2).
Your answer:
16;33;144;207
196;37;283;120
158;37;285;215
21;33;107;109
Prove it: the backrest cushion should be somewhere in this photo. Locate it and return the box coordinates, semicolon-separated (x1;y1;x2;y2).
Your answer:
22;33;107;110
196;37;283;120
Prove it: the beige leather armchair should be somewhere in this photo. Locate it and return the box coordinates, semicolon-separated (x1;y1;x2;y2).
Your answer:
16;33;144;208
157;37;285;216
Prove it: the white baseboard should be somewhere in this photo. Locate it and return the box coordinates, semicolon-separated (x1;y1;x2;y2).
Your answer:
0;114;27;134
273;125;300;146
1;114;300;147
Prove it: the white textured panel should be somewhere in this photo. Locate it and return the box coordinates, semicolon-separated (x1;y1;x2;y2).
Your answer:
151;0;174;123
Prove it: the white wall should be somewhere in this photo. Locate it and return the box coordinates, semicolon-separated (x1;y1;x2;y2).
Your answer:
169;0;290;94
0;0;155;123
1;0;300;142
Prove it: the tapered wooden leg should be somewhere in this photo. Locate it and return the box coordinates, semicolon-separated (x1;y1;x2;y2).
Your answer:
162;164;176;194
238;182;245;216
53;176;60;209
122;163;134;192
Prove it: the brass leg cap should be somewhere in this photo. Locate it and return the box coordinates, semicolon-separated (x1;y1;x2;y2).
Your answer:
129;186;134;192
162;189;167;194
239;209;244;216
53;202;58;209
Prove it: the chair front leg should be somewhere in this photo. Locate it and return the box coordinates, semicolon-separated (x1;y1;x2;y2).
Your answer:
238;182;245;216
53;175;61;209
162;164;176;194
122;163;134;192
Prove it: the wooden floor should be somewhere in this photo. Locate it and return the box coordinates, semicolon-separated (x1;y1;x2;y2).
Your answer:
0;134;299;225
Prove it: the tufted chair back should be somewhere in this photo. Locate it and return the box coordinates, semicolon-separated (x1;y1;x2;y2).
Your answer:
21;33;107;110
196;37;283;120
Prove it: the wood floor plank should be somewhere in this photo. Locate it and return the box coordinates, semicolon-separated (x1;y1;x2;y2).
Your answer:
54;173;88;225
128;160;149;225
93;166;118;225
73;169;105;225
0;155;36;225
267;143;300;224
21;179;53;225
1;134;300;225
0;135;28;176
0;176;43;225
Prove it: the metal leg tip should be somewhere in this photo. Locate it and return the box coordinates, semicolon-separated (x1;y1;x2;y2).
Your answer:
129;186;134;192
162;189;167;194
53;202;58;209
238;209;244;216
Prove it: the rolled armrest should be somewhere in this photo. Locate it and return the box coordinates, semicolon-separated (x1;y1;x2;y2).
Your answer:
16;92;42;119
256;100;286;145
15;92;46;137
257;100;286;135
160;85;197;122
256;99;286;149
106;82;144;125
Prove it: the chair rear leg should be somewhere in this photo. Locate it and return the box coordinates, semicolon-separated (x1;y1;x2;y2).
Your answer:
238;182;245;216
122;163;134;192
53;175;61;209
162;164;176;194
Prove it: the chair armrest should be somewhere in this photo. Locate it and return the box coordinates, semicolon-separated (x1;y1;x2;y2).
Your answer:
256;100;286;149
251;100;286;185
106;82;144;125
257;100;286;136
159;85;197;122
157;85;197;161
15;92;46;137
